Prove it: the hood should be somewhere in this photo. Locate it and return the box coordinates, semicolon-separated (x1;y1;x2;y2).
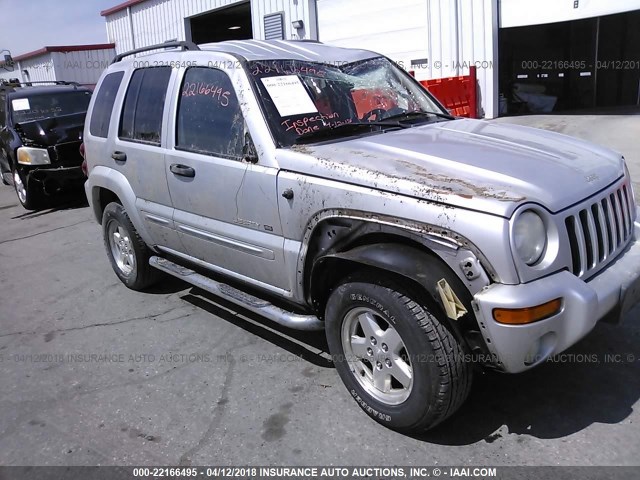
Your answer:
281;118;625;218
15;112;85;148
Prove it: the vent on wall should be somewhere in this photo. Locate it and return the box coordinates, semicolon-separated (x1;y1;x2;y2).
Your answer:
264;13;285;40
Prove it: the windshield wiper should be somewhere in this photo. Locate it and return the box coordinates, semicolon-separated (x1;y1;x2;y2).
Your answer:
294;121;404;144
382;110;456;123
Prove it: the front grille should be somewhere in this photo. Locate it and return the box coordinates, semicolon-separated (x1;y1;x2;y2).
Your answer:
565;183;635;278
48;141;83;168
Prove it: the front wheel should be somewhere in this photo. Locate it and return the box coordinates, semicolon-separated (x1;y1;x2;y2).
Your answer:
325;278;472;432
102;202;160;290
13;169;43;210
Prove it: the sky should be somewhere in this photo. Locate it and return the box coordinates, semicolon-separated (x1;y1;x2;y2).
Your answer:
0;0;120;57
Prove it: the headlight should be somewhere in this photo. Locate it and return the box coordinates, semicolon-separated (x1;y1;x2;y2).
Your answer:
513;210;547;266
17;146;51;165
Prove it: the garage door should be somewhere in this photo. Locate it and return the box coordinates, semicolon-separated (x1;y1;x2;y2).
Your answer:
499;10;640;113
501;0;640;28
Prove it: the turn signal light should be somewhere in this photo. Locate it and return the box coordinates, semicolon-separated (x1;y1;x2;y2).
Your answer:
493;298;562;325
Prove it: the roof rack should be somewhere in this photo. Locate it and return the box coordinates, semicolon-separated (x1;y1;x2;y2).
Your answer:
112;41;200;64
0;80;81;90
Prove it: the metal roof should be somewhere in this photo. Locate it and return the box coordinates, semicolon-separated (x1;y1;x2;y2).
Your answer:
13;44;116;62
198;40;379;63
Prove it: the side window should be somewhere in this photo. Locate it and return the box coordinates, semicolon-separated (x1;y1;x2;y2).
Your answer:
176;67;244;159
89;71;124;138
119;67;171;145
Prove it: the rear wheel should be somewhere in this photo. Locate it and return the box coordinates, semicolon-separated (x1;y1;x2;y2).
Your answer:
102;202;160;290
13;169;43;210
325;277;472;432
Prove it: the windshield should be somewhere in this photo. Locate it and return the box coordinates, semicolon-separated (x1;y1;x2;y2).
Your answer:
10;91;91;124
249;56;449;147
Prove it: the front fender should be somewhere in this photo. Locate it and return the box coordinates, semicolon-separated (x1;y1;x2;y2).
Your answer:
311;242;489;354
312;243;473;309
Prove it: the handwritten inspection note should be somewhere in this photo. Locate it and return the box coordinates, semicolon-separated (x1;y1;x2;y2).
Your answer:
261;75;318;117
181;82;232;107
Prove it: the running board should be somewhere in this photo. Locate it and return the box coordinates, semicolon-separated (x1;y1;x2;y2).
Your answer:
149;256;324;331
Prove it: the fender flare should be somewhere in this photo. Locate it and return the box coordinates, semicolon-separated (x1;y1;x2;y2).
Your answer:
86;166;155;247
311;242;480;346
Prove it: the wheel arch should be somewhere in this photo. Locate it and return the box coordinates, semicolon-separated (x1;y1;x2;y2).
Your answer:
87;166;155;247
303;214;494;357
312;242;491;357
94;187;122;221
301;212;494;302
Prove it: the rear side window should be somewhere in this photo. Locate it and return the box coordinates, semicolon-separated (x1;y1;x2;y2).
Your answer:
176;67;244;159
119;67;171;145
90;71;124;138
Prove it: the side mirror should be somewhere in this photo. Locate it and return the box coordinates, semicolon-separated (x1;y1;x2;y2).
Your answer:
242;132;258;164
2;55;14;72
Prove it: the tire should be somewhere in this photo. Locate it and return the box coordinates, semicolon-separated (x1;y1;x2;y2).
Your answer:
13;169;43;210
325;277;472;433
102;202;160;290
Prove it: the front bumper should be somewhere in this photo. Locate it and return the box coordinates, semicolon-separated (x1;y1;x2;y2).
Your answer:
26;166;85;192
473;210;640;373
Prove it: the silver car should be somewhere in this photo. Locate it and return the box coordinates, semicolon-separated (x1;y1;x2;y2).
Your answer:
84;40;640;432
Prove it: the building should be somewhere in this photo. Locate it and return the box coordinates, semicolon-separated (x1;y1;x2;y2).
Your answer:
0;44;116;88
100;0;640;118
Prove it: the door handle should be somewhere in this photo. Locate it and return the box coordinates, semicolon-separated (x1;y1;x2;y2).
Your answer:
170;164;195;178
111;151;127;162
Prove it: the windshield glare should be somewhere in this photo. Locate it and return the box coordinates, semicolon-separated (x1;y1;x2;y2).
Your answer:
11;91;91;124
249;56;447;147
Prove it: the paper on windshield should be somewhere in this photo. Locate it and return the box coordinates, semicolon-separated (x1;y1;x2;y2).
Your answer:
12;98;31;111
261;75;318;117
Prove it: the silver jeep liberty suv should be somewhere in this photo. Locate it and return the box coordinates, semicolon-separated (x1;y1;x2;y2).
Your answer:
84;40;640;432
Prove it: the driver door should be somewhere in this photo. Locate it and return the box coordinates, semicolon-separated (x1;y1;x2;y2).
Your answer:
164;65;288;292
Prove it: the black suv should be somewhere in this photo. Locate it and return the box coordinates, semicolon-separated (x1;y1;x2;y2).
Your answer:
0;81;92;209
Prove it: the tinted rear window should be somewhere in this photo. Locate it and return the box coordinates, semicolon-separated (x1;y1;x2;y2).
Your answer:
90;71;124;138
119;67;171;144
10;91;91;124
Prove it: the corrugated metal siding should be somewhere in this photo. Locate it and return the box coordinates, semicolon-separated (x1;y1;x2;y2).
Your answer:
51;49;116;85
0;49;116;86
105;0;234;54
106;9;136;53
317;0;498;118
102;0;499;115
104;0;318;54
0;69;21;83
252;0;317;40
428;0;498;118
130;0;184;49
18;55;57;83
